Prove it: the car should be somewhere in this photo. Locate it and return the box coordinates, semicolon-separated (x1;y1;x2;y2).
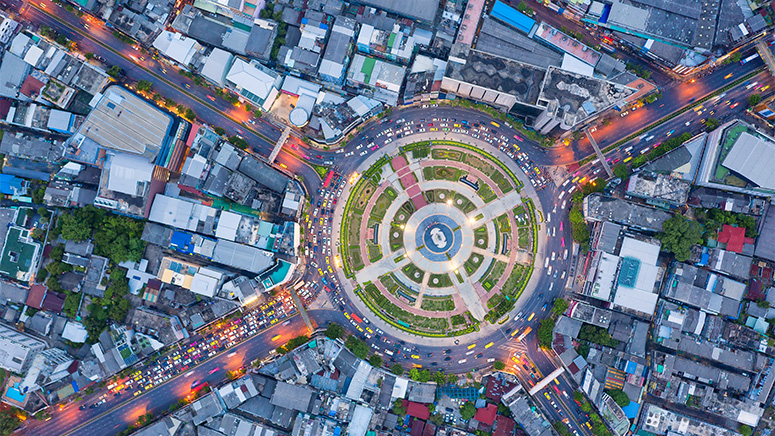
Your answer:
79;404;87;410
730;102;740;109
184;83;191;89
427;353;433;357
444;356;452;361
475;353;483;359
207;95;216;101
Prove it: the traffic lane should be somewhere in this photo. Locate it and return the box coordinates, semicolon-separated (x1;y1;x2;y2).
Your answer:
26;4;277;153
556;56;765;164
29;316;309;436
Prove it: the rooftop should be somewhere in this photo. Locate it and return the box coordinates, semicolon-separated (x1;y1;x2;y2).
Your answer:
351;0;440;23
474;17;563;69
442;49;546;110
72;86;173;162
583;194;673;232
755;201;775;262
534;22;601;66
626;171;692;205
722;131;775;190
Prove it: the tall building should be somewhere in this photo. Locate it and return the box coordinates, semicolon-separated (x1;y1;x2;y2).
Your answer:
0;323;46;374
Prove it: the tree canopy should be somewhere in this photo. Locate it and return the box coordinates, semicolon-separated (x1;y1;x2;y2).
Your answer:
345;336;369;359
391;364;404;376
368;354;383;368
460;402;476;421
325;323;344;340
606;389;630;407
658;215;703;261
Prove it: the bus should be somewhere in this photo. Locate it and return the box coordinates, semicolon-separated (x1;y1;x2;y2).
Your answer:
351;312;363;323
323;170;334;188
515;327;532;342
741;53;759;65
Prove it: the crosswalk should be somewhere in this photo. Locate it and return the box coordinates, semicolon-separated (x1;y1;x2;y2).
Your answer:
500;339;528;357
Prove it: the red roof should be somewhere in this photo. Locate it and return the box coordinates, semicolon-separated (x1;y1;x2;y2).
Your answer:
486;377;518;403
26;284;46;309
474;403;498;426
422;423;436;436
410;419;425;436
42;291;65;313
747;278;766;301
19;76;44;98
0;99;10;118
717;224;754;253
404;400;430;420
493;415;516;436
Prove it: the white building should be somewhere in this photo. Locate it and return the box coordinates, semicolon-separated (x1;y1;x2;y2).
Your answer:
225;58;283;110
201;48;234;86
152;31;202;67
0;323;46;374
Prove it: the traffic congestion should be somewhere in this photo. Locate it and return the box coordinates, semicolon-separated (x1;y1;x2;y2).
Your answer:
76;296;297;410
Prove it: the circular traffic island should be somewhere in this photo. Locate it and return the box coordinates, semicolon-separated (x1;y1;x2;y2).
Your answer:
338;141;538;337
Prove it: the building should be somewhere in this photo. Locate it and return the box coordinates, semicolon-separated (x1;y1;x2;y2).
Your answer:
582;234;662;318
69;86;177;164
94;152;161;218
347;54;407;106
200;48;235;87
350;0;441;24
225;58;282;111
152;31;203;67
318;16;356;85
0;226;41;282
0;323;46;374
626;171;692;207
720;131;775;192
157;256;223;298
664;263;743;318
583;194;673;232
356;24;416;65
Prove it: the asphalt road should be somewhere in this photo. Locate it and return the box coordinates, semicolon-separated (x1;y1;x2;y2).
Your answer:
21;315;309;436
20;1;281;153
15;2;772;434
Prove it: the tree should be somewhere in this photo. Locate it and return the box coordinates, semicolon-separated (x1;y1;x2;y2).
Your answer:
58;212;92;241
658;215;703;261
606;389;630;407
447;374;458;385
85;52;95;60
277;335;309;354
574;391;585;403
537;318;556;349
325;323;344;340
739;425;752;436
552;298;569;317
704;118;720;132
581;402;592;413
749;94;762;107
391;363;404;376
214;127;226;136
729;52;742;63
368;354;383;368
0;409;21;435
136;80;153;92
460;402;476;421
612;164;631;181
184;108;196;121
493;361;506;371
164;97;175;107
228;136;249;150
433;370;446;385
392;399;407;417
345;336;369;359
107;65;122;78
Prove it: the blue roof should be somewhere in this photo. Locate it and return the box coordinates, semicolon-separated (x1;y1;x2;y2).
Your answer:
491;1;536;34
0;174;22;195
622;401;640;419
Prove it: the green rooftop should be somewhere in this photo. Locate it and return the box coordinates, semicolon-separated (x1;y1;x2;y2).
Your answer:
0;227;39;280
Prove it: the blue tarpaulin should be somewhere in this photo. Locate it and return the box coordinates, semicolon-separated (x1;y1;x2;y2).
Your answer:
490;1;536;34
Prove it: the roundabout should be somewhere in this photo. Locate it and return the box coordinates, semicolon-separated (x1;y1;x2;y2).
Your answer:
336;141;540;338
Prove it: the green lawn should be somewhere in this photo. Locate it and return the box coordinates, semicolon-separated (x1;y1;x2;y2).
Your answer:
474;226;489;249
453;192;476;213
496;214;511;234
480;260;507;291
371;190;396;220
420;296;455;311
477;182;497;203
401;263;425;284
428;273;453;288
463;254;484;276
